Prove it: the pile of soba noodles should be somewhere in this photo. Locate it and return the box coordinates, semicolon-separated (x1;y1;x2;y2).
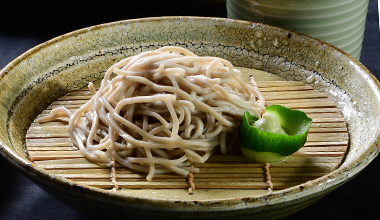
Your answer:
38;46;265;181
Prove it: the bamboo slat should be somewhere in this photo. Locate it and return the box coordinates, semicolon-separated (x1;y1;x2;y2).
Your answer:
26;80;349;194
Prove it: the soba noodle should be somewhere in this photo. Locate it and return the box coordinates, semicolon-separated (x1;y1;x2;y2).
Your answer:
37;46;265;181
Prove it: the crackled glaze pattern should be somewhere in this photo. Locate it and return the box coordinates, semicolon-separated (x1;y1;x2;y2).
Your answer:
1;17;380;219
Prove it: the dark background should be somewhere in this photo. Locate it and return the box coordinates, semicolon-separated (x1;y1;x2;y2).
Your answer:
0;0;379;219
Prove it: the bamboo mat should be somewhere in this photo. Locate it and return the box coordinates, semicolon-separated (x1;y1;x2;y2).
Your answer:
26;80;348;193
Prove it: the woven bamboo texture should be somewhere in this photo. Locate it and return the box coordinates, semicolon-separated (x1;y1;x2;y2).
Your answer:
26;80;348;193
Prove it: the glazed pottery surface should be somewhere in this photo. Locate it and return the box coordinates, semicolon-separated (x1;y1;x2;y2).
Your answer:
0;17;379;219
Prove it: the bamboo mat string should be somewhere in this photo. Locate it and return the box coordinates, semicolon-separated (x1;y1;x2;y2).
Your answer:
264;162;273;194
110;156;119;192
188;164;195;195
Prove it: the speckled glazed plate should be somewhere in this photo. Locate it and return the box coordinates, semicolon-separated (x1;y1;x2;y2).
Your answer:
0;17;379;219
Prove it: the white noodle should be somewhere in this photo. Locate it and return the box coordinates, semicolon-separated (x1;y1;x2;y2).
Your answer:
37;46;265;181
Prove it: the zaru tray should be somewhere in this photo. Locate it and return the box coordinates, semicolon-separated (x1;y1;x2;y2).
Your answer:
25;69;348;198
